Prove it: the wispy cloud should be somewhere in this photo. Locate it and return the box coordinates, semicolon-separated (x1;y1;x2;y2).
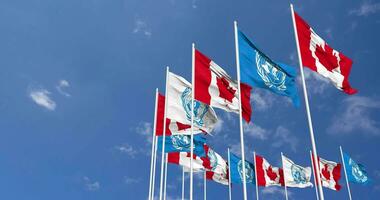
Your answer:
133;19;152;37
213;118;224;134
272;126;298;152
136;122;153;144
261;187;292;197
83;176;100;191
251;90;275;111
244;122;269;140
191;0;198;9
114;143;138;158
328;96;380;136
350;1;380;16
56;79;71;97
29;88;56;111
124;176;141;184
300;69;331;95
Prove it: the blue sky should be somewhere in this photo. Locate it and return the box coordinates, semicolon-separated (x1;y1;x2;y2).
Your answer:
0;0;379;199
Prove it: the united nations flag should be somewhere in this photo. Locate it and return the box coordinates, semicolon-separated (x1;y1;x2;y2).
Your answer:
157;135;207;157
238;30;300;107
343;152;371;185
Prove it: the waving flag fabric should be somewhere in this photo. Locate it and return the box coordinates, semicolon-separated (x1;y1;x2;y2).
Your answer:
238;30;300;107
318;157;342;191
255;154;284;187
229;153;255;184
155;93;202;136
168;152;205;172
202;145;229;185
343;152;371;185
282;155;313;188
194;49;252;122
166;72;218;134
294;12;357;94
157;135;206;157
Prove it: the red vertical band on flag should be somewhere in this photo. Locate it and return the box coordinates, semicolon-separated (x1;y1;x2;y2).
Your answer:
240;83;252;122
255;154;266;186
167;152;180;165
194;49;212;105
155;93;165;136
333;164;342;190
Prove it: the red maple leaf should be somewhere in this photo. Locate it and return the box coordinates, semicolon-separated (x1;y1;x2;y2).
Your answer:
321;164;331;180
216;77;236;103
266;166;278;181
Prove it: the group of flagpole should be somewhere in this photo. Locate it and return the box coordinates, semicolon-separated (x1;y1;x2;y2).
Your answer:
290;4;325;200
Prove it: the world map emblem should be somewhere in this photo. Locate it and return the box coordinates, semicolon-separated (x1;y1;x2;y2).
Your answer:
255;50;286;91
349;158;368;183
181;87;210;127
290;164;307;184
237;160;254;183
171;135;191;151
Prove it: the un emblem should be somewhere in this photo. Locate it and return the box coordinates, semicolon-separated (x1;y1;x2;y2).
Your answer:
208;148;218;171
349;158;368;183
291;164;307;184
181;87;209;127
255;51;286;91
238;160;254;183
171;135;191;151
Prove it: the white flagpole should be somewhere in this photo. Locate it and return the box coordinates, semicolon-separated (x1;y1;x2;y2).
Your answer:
163;154;168;200
310;150;320;200
152;136;159;200
148;89;159;200
190;43;195;200
340;146;353;200
281;153;289;200
233;20;248;200
290;4;324;200
182;167;185;200
228;148;232;200
253;151;259;200
204;170;207;200
159;67;170;200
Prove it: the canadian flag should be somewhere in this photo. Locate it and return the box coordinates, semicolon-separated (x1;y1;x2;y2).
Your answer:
317;157;342;191
167;152;205;172
202;145;229;185
155;93;202;136
194;49;252;122
255;154;284;187
294;11;357;95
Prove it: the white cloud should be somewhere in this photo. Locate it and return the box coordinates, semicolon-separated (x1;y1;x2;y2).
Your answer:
328;96;380;136
350;1;380;16
251;90;275;111
301;69;331;95
114;143;138;158
124;177;141;184
261;187;292;197
56;79;71;97
191;0;198;8
272;126;298;152
244;122;269;140
133;19;152;37
324;28;333;39
213;118;224;134
83;176;100;191
29;88;56;111
136;122;153;144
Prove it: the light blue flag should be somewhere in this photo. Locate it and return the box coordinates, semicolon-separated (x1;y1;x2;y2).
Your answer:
229;153;255;184
157;135;206;157
238;30;300;107
343;152;371;185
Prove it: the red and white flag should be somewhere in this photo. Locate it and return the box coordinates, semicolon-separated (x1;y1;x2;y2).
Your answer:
256;154;284;187
167;152;205;172
155;93;202;136
166;72;218;134
294;11;357;95
318;157;342;191
194;49;252;122
202;145;229;185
